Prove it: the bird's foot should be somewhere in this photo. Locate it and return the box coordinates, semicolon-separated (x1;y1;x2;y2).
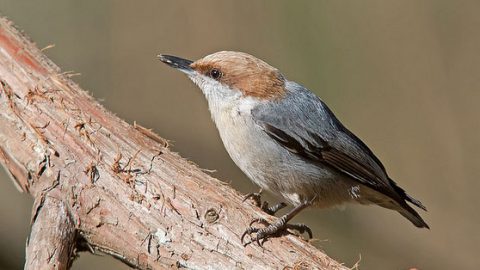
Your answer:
243;190;263;208
243;189;287;215
241;217;313;246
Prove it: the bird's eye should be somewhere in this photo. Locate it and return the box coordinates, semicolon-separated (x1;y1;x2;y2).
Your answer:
209;68;222;80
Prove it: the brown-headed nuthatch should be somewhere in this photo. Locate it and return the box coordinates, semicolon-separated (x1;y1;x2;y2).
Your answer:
158;51;429;245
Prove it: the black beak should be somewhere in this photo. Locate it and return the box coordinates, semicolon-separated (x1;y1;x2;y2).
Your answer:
157;54;193;72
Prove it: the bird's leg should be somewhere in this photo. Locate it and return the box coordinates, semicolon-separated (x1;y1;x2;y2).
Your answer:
241;202;312;246
243;189;287;215
261;201;288;216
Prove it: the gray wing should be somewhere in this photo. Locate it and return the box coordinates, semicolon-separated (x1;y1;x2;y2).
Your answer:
252;82;425;209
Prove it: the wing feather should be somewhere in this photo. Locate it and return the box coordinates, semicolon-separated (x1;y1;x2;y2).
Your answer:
252;83;404;203
256;121;387;191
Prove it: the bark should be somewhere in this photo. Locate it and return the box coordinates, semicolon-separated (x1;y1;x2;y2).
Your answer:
25;193;76;270
0;16;348;270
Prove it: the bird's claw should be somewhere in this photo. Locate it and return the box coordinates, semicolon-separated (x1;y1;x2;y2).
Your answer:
285;223;313;239
243;189;287;215
241;226;261;246
241;218;282;246
249;217;269;226
241;218;313;246
243;189;263;208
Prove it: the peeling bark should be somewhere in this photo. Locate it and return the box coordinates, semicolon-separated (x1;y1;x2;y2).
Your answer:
0;16;348;269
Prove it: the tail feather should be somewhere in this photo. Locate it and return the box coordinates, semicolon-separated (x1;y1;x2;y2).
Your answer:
386;177;429;228
389;178;427;211
397;202;430;229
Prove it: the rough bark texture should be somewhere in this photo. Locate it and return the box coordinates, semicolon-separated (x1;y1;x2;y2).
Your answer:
25;194;76;270
0;16;348;270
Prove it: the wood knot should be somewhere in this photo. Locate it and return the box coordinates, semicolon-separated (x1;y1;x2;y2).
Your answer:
204;208;219;223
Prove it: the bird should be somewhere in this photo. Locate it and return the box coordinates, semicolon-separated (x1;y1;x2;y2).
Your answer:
158;51;429;245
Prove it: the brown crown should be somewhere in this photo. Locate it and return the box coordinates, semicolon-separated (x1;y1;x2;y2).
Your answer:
191;51;286;99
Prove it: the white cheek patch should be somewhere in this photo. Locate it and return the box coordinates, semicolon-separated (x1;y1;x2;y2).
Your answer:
190;75;232;99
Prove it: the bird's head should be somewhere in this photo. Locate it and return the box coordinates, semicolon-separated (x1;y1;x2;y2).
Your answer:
158;51;286;103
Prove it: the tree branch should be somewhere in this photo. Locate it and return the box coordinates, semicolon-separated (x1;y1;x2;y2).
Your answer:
26;190;76;270
0;16;348;269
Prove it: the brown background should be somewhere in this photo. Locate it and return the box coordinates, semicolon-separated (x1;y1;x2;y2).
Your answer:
1;1;479;269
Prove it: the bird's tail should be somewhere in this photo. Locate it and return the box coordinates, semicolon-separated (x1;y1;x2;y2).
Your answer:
387;177;429;229
388;177;427;211
396;202;430;229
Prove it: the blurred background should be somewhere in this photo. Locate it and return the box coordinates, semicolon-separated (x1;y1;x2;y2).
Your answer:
1;1;479;269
